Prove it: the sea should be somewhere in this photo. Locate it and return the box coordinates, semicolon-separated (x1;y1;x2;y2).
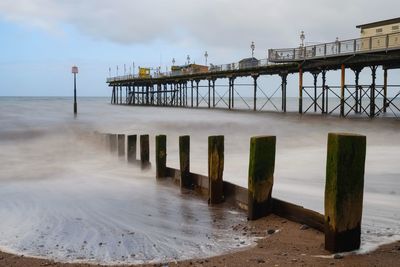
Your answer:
0;96;399;264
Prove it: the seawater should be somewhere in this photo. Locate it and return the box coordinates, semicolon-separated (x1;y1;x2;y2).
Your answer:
0;97;399;264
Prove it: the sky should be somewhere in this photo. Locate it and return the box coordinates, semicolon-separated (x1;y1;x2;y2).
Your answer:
0;0;399;96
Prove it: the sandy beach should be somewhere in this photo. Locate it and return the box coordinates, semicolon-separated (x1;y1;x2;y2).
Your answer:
0;214;399;267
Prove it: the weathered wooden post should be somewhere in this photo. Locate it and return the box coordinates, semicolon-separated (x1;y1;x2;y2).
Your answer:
117;134;125;158
325;133;366;253
109;134;117;153
127;135;137;163
208;135;224;204
140;134;150;164
179;135;191;188
156;135;167;178
248;136;276;220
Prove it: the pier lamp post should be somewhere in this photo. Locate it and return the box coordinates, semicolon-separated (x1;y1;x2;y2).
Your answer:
300;31;305;47
132;61;135;76
71;65;78;115
251;41;255;58
172;58;176;66
108;67;111;78
187;55;191;65
204;51;208;66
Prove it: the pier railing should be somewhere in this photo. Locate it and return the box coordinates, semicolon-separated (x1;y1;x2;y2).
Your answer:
106;59;270;82
268;32;400;62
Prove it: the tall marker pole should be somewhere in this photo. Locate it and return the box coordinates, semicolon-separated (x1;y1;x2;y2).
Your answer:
72;65;79;115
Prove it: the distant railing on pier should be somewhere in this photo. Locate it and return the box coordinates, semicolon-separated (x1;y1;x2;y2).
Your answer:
268;32;400;62
106;59;270;82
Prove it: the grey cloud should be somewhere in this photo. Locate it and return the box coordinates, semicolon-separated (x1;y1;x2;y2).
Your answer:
0;0;399;50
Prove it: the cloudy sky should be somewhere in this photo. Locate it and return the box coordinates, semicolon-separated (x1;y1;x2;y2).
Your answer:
0;0;399;96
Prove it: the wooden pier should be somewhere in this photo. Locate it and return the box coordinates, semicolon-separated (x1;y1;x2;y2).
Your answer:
107;31;400;118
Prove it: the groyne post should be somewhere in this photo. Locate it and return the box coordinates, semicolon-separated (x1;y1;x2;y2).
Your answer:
127;135;137;162
156;135;167;178
248;136;276;220
208;135;224;204
179;135;191;188
117;134;125;158
109;134;117;153
140;134;150;164
325;133;366;253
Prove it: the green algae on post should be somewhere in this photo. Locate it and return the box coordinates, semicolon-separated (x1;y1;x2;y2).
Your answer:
248;136;276;220
325;133;366;253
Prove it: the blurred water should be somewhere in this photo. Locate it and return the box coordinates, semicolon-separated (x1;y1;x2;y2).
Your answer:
0;97;399;263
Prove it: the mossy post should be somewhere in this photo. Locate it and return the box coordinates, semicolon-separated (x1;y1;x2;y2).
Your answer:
179;135;191;188
208;135;224;204
109;134;117;153
140;134;150;164
117;134;125;158
156;135;167;178
248;136;276;220
325;133;366;253
127;135;137;162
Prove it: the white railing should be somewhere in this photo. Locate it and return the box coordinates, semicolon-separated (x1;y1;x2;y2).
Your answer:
268;32;400;62
106;59;270;82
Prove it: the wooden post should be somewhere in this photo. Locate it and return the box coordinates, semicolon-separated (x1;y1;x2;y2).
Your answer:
340;64;345;117
325;133;366;253
208;135;224;204
248;136;276;220
117;134;125;157
140;134;150;164
179;135;191;188
109;134;117;153
156;135;167;178
127;135;137;162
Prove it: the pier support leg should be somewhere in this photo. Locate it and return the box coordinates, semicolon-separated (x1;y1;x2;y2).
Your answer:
312;72;319;112
322;70;326;114
156;135;167;178
140;134;150;165
117;134;125;158
228;78;232;109
208;80;211;108
212;79;216;108
179;135;191;189
191;80;194;108
325;133;366;253
248;136;276;220
253;75;259;111
111;86;115;104
370;66;377;118
353;68;362;114
340;64;345;117
231;78;235;108
383;68;388;113
196;80;200;107
127;135;137;163
280;73;288;112
299;68;303;114
208;135;224;205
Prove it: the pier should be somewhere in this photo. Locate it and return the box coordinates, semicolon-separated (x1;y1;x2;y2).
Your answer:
107;25;400;118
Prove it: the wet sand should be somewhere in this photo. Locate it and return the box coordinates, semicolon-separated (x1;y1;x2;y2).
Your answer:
0;214;399;267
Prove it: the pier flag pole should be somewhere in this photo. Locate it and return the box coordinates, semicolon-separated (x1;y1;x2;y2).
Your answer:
71;65;79;115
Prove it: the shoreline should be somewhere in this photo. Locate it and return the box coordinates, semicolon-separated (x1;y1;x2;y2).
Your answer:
0;214;399;267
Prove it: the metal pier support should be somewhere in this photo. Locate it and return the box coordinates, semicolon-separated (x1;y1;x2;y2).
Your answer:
321;70;326;114
383;68;388;113
340;64;345;117
280;72;288;112
252;75;259;111
299;68;303;114
370;66;378;118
